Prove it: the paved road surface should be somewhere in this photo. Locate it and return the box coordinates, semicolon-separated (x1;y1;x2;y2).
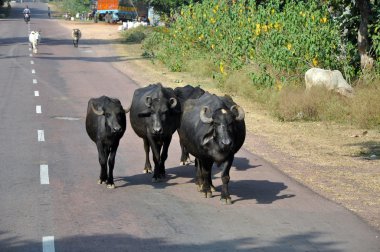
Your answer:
0;2;379;252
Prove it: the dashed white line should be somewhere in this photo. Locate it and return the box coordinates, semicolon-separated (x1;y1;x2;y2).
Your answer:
32;69;36;74
38;130;45;142
33;79;37;84
40;164;50;185
42;236;55;252
36;105;42;114
29;48;31;51
30;54;33;57
34;91;39;96
30;60;34;64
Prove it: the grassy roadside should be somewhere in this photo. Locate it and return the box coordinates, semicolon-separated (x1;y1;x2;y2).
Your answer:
118;29;380;230
59;21;380;231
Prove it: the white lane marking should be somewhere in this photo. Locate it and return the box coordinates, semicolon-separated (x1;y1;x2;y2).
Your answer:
40;165;49;184
38;130;45;142
30;54;33;57
36;105;42;114
32;69;36;74
29;48;31;51
34;91;39;96
33;79;37;84
42;236;55;252
30;60;34;64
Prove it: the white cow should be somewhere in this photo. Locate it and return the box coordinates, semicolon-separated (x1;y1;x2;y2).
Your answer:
305;68;353;97
29;31;41;54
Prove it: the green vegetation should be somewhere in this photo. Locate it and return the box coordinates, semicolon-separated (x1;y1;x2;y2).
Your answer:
51;0;92;17
137;0;380;129
0;0;11;18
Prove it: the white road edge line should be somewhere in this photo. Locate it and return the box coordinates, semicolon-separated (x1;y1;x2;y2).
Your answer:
42;236;55;252
36;105;42;114
33;79;37;84
40;164;49;185
38;130;45;142
34;91;39;96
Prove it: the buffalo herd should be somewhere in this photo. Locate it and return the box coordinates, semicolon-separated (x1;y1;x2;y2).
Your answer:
85;83;246;204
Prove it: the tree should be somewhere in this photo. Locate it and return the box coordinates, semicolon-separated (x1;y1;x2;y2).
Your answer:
329;0;379;70
142;0;202;15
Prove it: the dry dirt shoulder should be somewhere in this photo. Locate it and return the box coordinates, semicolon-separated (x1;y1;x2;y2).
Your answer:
58;21;380;231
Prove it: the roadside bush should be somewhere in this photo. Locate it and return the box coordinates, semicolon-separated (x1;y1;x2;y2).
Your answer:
121;26;153;44
141;0;380;129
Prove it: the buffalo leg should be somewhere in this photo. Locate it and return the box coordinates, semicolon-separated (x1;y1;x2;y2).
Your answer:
179;140;190;165
97;143;110;185
199;159;213;198
150;140;163;182
143;138;152;173
195;158;203;190
158;136;172;178
220;157;234;204
107;143;119;189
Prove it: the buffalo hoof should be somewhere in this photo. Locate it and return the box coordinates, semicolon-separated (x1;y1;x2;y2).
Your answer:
143;168;153;174
220;197;232;205
107;184;115;189
211;185;216;192
204;191;212;198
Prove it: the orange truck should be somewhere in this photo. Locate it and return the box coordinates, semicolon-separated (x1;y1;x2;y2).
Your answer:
96;0;138;22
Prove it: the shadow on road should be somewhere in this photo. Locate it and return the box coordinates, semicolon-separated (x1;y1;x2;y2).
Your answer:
0;230;342;252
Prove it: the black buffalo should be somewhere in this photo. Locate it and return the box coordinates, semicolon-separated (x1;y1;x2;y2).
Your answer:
129;83;180;182
174;85;205;165
177;92;246;204
85;96;127;188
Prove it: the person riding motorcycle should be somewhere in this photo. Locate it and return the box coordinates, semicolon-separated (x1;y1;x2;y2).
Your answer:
23;5;31;22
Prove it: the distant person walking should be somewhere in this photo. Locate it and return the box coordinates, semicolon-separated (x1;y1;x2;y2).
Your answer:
48;7;51;18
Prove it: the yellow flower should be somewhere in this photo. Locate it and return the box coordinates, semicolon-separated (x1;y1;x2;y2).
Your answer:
276;82;283;91
274;22;280;29
211;44;215;49
213;5;218;13
198;34;204;41
312;57;318;66
271;9;275;14
287;43;292;50
320;17;327;23
219;62;224;74
210;17;216;24
311;15;315;21
262;24;268;32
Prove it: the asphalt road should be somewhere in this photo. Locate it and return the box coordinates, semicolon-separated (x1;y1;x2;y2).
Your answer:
0;2;379;252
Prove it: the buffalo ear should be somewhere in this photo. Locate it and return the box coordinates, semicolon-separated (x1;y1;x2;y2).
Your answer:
169;97;177;109
201;127;214;146
145;96;152;107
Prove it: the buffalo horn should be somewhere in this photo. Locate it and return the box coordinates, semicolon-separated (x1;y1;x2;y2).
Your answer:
231;105;245;121
91;103;104;115
200;106;213;124
169;97;177;108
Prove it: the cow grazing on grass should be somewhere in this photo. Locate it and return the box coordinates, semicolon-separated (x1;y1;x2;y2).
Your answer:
177;92;246;204
174;85;205;165
85;96;127;189
72;29;81;47
29;31;41;54
305;68;353;97
129;83;181;182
